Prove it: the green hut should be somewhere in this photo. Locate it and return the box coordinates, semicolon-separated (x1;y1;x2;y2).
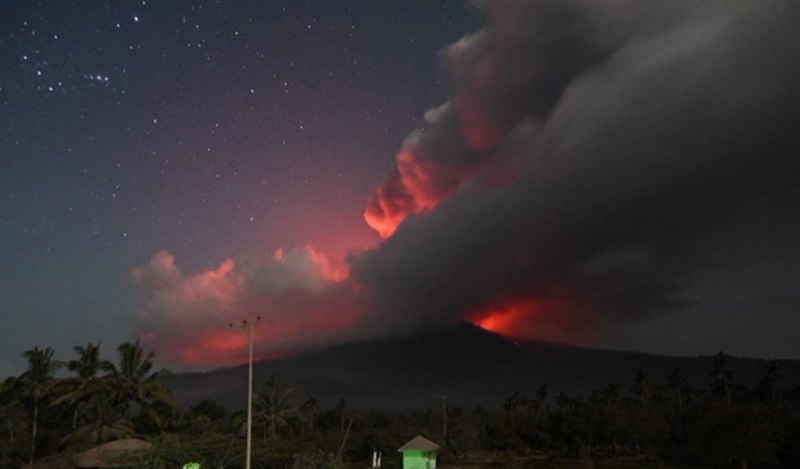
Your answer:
398;434;439;469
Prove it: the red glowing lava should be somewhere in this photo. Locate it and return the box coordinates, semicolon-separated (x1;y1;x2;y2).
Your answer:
465;299;543;337
464;293;597;348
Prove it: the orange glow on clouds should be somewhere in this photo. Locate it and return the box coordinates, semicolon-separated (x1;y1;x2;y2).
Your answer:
465;299;543;337
363;101;522;239
464;293;597;347
174;330;247;365
364;146;484;238
132;245;362;368
364;168;418;239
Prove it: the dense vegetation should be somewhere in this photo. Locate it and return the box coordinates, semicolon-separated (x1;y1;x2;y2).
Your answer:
2;345;799;468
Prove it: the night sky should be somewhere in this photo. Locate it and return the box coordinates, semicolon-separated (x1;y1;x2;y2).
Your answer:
2;0;799;375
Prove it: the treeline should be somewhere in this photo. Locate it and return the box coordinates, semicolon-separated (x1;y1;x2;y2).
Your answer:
473;353;800;468
2;346;800;468
1;342;174;467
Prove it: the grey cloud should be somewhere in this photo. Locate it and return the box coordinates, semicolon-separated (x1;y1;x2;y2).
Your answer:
351;0;800;343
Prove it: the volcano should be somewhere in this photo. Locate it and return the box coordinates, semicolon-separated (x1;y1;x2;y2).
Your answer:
164;322;800;411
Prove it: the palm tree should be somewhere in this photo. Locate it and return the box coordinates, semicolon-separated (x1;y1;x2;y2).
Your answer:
253;376;299;440
19;346;62;463
600;383;622;450
63;342;111;428
710;351;733;404
68;342;107;382
667;367;691;415
555;391;573;415
631;370;652;403
757;361;782;402
1;376;24;446
51;342;129;444
336;398;348;433
300;397;320;436
503;391;522;424
107;341;175;429
533;384;549;421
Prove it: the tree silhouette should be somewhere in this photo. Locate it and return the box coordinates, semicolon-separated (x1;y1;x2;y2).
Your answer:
253;376;299;440
52;342;133;444
503;391;525;425
710;351;733;404
63;342;111;429
534;384;549;421
757;361;782;403
336;398;348;434
667;367;691;415
19;346;61;463
107;341;174;430
1;376;26;452
631;370;653;403
300;397;320;436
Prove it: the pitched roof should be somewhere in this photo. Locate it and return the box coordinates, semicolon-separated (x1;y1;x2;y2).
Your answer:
73;438;152;467
398;435;440;452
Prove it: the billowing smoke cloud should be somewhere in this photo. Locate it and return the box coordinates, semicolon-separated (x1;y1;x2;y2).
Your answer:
135;0;800;364
131;248;360;365
354;0;800;342
365;0;617;237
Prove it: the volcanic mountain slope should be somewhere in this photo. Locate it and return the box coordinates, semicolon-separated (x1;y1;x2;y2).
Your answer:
164;322;800;411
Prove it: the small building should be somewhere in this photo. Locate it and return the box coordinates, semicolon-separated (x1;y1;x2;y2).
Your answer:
398;434;439;469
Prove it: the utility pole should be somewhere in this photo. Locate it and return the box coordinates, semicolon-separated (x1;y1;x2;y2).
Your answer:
438;395;447;440
231;316;260;469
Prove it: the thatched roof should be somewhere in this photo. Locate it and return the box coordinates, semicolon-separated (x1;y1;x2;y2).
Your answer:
73;438;152;467
398;434;440;452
